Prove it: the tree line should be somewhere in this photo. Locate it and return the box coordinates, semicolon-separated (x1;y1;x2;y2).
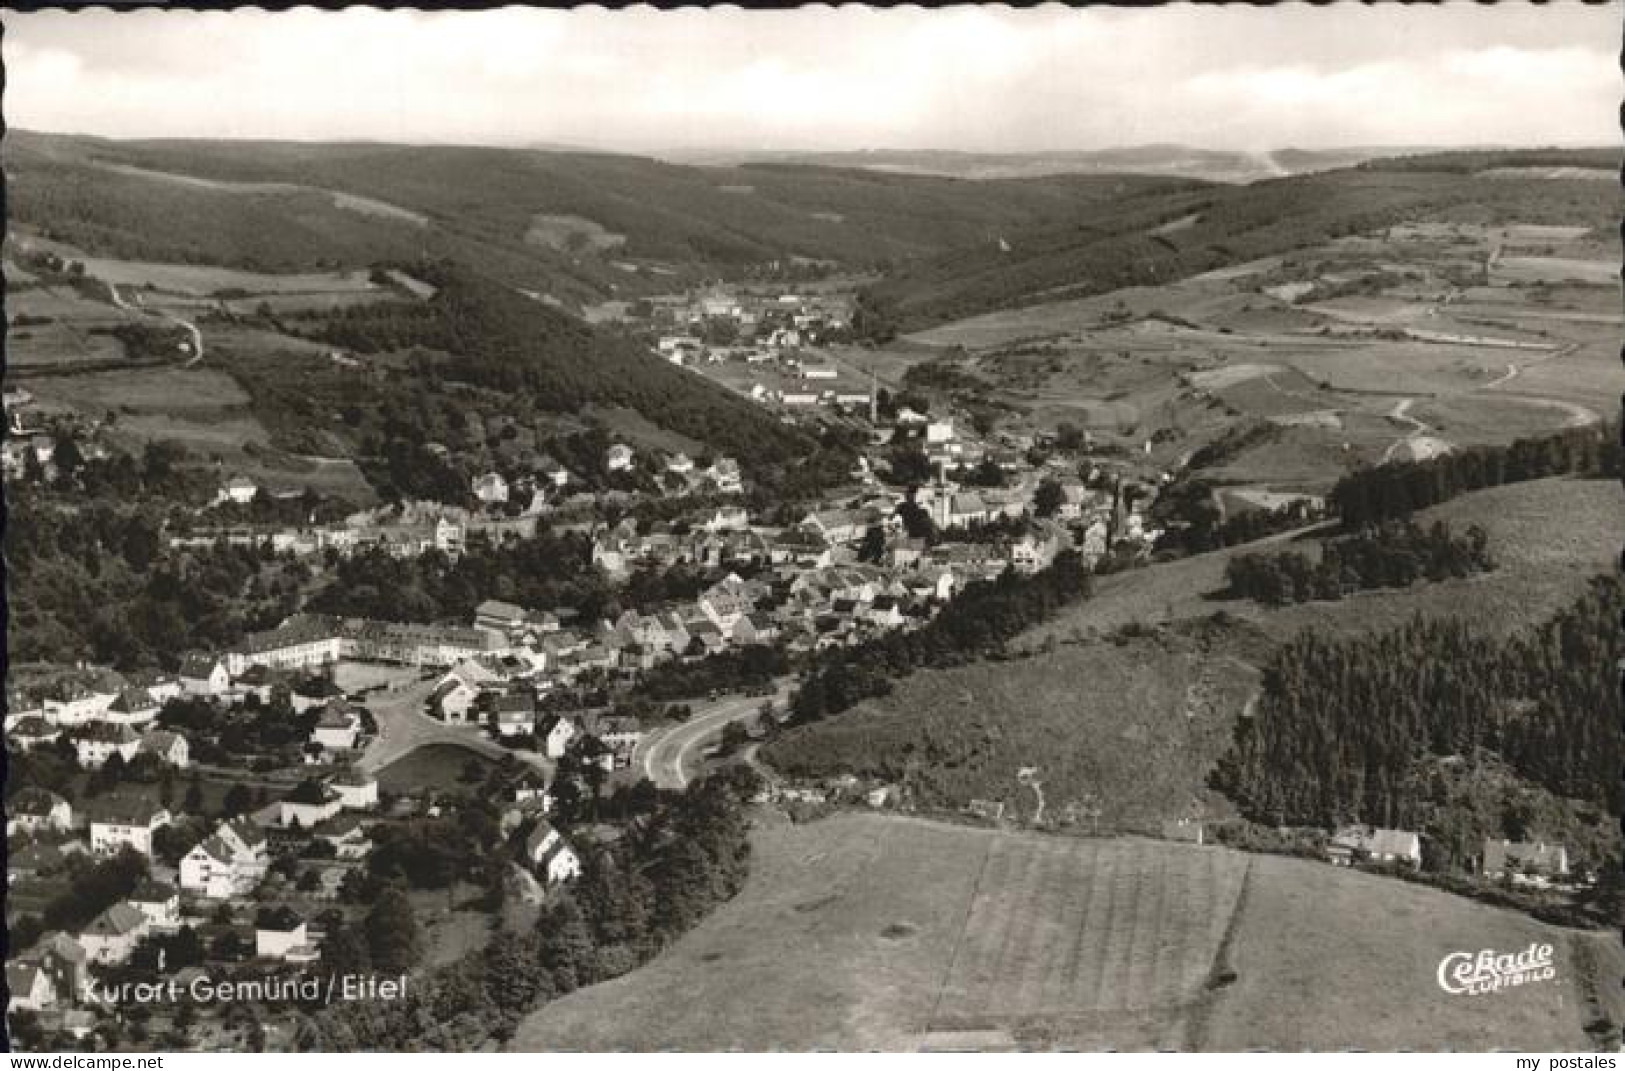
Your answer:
1222;520;1493;606
1331;424;1619;529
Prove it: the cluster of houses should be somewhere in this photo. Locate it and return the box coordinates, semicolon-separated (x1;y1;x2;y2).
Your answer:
468;449;741;509
1326;825;1575;886
6;751;582;1029
643;286;852;359
7;675;194;772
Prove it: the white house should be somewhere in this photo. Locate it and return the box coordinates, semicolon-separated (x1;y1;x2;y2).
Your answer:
473;472;510;505
137;729;190;768
524;821;581;884
89;797;171;856
6;962;57;1013
607;443;636;473
127;880;181;930
255;907;312;961
73;722;142;769
80;903;151;966
276;780;344;829
222;475;258;505
178;653;231;697
8;788;73;836
327;766;380;811
180;819;269;899
310;703;363;752
538;714;579;759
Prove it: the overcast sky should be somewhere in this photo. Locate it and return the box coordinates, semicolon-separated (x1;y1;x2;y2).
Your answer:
5;4;1619;153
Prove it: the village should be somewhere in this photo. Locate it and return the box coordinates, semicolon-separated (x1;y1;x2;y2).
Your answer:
3;336;1167;1047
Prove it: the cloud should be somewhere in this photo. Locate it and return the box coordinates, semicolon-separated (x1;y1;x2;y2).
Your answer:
3;5;1618;151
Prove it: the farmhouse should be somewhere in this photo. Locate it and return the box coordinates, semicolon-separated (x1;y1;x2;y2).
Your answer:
1328;826;1422;867
606;443;636;472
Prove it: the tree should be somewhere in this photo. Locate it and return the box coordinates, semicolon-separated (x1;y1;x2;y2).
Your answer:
1034;479;1065;519
223;783;253;817
364;886;421;974
183;774;205;815
858;524;886;564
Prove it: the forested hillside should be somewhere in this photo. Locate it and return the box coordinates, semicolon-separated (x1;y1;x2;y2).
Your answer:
1213;576;1622;846
863;149;1620;331
5;130;1207;301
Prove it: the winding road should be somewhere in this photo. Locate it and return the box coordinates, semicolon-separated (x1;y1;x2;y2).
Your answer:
634;680;795;790
109;282;206;366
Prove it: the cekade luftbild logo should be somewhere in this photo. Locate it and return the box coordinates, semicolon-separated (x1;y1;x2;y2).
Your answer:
1436;943;1557;995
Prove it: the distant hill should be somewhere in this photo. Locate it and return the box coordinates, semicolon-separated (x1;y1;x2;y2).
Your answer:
671;144;1395;183
862;147;1621;332
4;130;1208;307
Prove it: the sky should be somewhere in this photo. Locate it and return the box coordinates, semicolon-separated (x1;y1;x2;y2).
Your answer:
4;4;1620;153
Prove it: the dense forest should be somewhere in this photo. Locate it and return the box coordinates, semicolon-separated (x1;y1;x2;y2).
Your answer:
1222;521;1493;606
786;550;1092;723
865;164;1618;329
9;493;308;671
1330;424;1618;528
296;767;760;1050
278;261;815;471
1213;576;1622;846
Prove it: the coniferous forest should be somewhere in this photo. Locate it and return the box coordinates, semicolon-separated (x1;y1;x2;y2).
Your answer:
1223;520;1493;606
1213;575;1622;833
1330;423;1619;528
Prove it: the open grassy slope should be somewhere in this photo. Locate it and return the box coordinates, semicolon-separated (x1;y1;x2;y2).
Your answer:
512;813;1622;1051
767;477;1624;825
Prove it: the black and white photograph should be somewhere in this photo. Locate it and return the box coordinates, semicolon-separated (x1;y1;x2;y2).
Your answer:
1;1;1621;1054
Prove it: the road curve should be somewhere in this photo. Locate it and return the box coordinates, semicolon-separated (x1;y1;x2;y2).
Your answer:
635;681;794;791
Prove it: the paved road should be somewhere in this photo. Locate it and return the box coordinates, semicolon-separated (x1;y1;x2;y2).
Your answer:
635;680;794;790
357;677;544;774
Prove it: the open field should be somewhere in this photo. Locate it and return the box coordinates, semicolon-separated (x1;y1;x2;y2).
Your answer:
1039;476;1625;643
19;235;384;296
514;813;1621;1051
376;741;505;797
